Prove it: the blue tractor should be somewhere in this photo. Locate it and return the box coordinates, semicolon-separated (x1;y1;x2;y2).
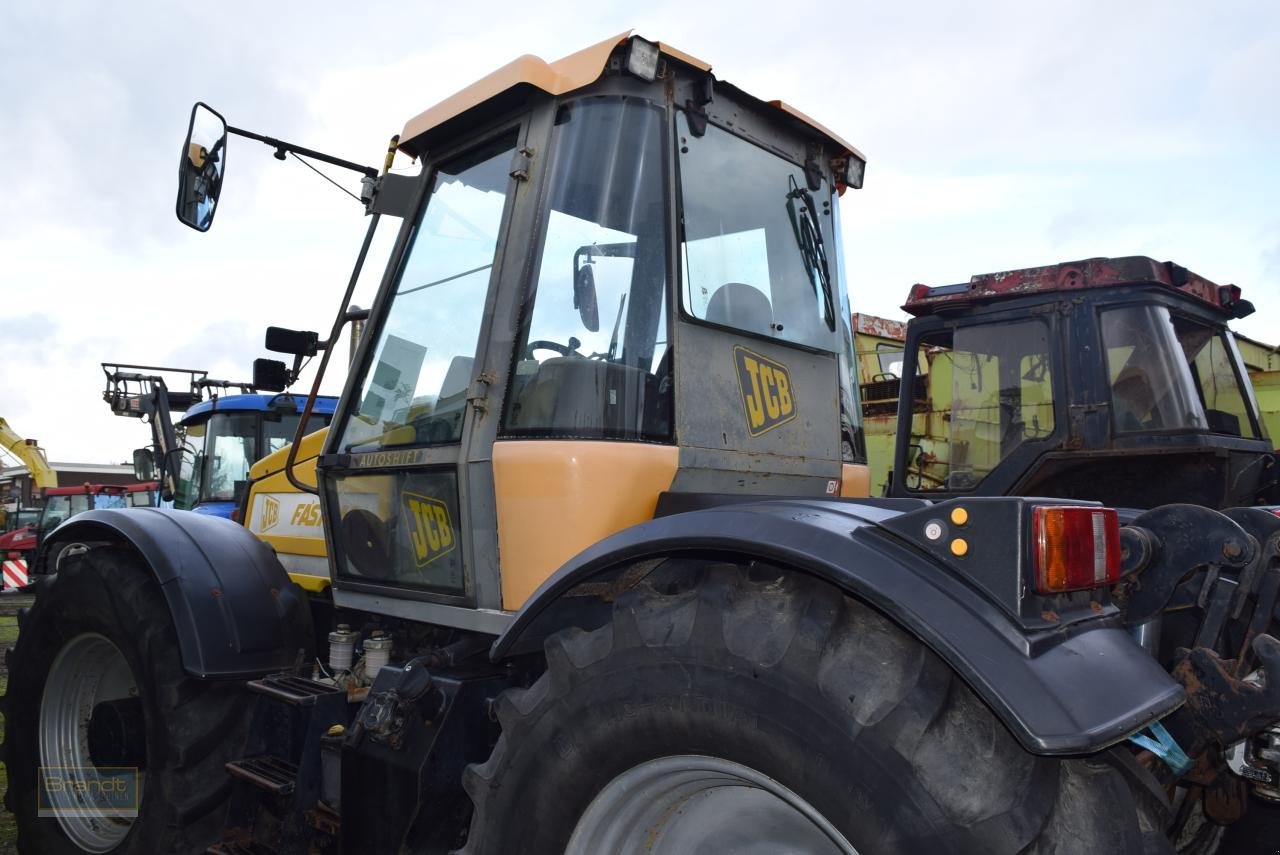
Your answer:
103;363;336;519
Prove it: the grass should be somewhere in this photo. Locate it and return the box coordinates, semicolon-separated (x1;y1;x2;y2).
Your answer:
0;595;32;853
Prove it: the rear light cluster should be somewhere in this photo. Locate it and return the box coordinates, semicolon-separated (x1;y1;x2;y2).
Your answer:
1032;506;1121;594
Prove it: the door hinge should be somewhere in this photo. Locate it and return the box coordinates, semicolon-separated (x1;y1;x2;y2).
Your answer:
467;371;499;416
509;148;534;182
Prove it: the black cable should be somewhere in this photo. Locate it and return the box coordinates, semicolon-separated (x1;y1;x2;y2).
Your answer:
289;152;362;203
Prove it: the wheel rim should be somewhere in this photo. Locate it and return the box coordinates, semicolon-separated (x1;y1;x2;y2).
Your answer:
39;632;143;852
566;755;859;855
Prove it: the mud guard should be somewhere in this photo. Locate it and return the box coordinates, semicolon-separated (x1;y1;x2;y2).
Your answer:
492;497;1186;756
41;508;312;679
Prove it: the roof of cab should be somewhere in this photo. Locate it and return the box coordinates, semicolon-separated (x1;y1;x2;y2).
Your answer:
180;393;339;423
398;32;863;162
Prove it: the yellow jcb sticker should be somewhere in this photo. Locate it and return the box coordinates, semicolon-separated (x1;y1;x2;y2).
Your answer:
402;492;456;567
260;496;280;532
734;345;797;436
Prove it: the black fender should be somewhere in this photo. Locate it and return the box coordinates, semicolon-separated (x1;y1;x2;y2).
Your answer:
42;508;312;679
492;497;1185;756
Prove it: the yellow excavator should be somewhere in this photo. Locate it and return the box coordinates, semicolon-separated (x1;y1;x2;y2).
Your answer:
0;417;56;525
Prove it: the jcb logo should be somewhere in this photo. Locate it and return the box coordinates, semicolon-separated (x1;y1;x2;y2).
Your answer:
734;345;797;437
290;502;322;528
402;492;455;567
260;496;280;532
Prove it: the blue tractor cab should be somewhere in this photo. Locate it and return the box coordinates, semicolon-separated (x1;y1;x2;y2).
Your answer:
174;394;338;518
103;363;338;520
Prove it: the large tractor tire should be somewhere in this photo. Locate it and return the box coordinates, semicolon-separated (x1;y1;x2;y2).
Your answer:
463;561;1173;854
3;546;249;854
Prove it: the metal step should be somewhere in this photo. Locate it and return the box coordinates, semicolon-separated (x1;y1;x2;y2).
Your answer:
247;673;344;707
225;755;298;796
207;839;275;855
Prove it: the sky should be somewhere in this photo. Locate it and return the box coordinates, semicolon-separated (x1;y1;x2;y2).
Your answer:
1;0;1277;465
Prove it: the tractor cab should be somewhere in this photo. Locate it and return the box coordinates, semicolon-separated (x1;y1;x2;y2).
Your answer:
103;363;338;518
174;394;337;517
889;256;1274;508
280;34;871;620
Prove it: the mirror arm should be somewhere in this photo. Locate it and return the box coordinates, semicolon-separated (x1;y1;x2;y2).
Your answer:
283;212;383;496
226;125;379;179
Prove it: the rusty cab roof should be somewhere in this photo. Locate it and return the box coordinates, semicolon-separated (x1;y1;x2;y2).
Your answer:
903;256;1254;320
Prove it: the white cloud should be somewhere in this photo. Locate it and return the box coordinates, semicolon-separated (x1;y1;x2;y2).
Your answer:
1;0;1277;464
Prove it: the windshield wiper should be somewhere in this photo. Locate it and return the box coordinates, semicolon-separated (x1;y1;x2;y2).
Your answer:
786;175;835;329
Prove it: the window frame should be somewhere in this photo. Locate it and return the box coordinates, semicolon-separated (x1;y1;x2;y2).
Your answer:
672;108;842;356
499;95;676;443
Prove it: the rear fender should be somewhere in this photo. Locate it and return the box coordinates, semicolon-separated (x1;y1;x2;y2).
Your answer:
42;508;312;679
492;497;1185;756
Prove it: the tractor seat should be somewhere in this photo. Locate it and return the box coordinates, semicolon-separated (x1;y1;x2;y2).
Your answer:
705;283;773;336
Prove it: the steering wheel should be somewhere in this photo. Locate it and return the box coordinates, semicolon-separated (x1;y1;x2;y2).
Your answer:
524;338;581;360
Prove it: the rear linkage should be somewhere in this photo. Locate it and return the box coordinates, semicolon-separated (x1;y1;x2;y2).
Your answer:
1117;504;1280;820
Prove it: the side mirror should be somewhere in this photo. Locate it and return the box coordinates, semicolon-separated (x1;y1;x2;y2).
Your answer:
265;326;321;357
176;103;228;231
573;263;600;332
132;448;156;482
253;358;291;393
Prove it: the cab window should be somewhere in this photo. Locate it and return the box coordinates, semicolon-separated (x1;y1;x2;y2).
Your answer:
503;98;671;441
676;112;837;352
337;131;518;452
908;321;1055;491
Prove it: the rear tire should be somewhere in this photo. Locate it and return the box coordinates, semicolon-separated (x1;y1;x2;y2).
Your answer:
2;546;250;853
462;561;1173;854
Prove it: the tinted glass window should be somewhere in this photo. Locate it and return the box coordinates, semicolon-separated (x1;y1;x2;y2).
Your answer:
1180;322;1259;438
503;99;671;440
338;132;518;452
205;413;256;501
174;422;204;510
1101;306;1209;433
677;113;837;352
907;321;1055;491
264;411;331;456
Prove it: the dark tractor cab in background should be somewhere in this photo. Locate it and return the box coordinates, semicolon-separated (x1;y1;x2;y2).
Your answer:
888;256;1275;509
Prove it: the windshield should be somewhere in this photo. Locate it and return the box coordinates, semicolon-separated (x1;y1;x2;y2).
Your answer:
1101;306;1260;437
337;131;517;453
203;412;256;501
175;410;327;508
41;494;91;532
676;112;838;351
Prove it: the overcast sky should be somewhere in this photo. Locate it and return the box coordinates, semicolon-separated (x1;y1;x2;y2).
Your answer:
1;0;1277;466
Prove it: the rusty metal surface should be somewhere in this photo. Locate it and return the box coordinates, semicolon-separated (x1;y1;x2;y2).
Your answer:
851;312;907;340
902;256;1238;317
1172;636;1280;752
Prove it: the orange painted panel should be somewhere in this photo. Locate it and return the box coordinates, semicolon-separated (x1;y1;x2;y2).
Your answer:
840;463;871;498
493;441;678;610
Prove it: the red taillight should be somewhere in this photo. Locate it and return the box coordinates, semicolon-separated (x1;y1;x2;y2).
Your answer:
1032;506;1121;594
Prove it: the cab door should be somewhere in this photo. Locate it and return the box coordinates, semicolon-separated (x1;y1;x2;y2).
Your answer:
319;120;530;626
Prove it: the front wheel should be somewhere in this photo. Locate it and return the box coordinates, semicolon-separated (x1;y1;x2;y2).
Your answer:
462;562;1172;854
3;546;250;853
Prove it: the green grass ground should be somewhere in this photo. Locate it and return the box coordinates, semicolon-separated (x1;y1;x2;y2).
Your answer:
0;595;32;853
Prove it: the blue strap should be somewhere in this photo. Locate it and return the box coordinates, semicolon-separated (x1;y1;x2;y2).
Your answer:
1127;720;1192;776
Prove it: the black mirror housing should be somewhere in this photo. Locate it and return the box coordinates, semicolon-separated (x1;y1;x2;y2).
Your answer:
176;102;228;231
573;264;600;332
253;358;291;392
132;448;156;482
265;327;321;357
